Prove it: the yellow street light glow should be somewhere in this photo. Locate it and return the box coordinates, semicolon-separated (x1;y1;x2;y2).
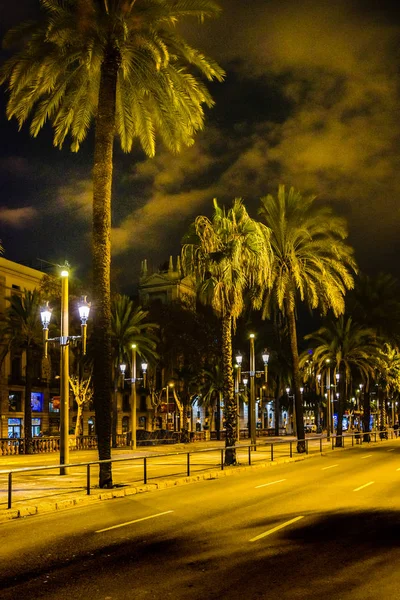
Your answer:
61;269;69;277
250;333;255;338
131;343;137;349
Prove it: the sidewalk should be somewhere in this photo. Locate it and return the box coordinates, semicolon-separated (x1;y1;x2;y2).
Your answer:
1;436;307;523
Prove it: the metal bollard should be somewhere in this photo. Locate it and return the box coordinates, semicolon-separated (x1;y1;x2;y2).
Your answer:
8;472;12;509
144;457;147;484
248;445;252;465
87;464;91;495
221;449;224;470
187;452;191;476
271;443;274;462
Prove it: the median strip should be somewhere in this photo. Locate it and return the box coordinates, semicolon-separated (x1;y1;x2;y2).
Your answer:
95;510;174;533
249;516;304;542
321;464;338;470
255;479;286;489
353;481;374;492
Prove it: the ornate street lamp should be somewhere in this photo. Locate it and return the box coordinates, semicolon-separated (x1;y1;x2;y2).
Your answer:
40;263;90;475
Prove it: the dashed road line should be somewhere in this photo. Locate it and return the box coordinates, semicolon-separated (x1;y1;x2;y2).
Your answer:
322;464;339;471
360;455;372;459
95;510;174;533
353;481;374;492
387;449;395;452
249;516;304;542
255;479;286;489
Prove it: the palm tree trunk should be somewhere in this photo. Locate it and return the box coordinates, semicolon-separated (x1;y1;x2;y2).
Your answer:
24;346;33;454
216;393;221;441
362;388;371;442
335;372;345;447
92;46;120;488
274;374;281;436
286;302;306;452
222;314;236;465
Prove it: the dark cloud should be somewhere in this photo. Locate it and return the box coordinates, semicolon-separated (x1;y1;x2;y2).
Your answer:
1;0;400;289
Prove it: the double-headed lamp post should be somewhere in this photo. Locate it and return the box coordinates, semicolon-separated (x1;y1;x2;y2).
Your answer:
40;265;90;475
120;347;148;449
249;334;256;446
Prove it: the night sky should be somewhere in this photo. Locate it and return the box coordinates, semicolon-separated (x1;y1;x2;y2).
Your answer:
1;0;400;294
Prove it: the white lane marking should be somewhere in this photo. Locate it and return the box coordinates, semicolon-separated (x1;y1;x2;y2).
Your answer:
95;510;174;533
322;464;339;471
387;449;395;452
353;481;374;492
255;479;286;489
396;468;400;471
249;516;304;542
360;455;372;459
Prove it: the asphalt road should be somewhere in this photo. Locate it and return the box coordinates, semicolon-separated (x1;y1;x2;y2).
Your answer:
2;441;400;600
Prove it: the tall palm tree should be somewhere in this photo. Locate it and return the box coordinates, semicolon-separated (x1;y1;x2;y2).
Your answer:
182;198;272;464
0;290;44;454
1;0;224;487
303;316;381;446
259;185;357;452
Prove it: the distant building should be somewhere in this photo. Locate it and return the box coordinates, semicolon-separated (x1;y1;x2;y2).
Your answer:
0;257;47;440
138;256;196;309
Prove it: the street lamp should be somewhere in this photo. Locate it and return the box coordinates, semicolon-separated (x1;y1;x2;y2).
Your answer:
262;349;269;384
286;387;296;435
131;344;137;449
235;352;242;442
40;263;90;475
249;334;256;446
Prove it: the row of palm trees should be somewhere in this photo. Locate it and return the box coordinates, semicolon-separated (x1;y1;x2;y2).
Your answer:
183;185;357;463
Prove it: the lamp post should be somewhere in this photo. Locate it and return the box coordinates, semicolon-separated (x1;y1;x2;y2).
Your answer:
249;334;256;446
262;349;270;430
286;387;296;435
235;352;242;442
131;344;137;449
40;264;90;475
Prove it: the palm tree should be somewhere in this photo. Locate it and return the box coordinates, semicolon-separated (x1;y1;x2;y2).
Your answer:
376;344;400;429
259;185;357;452
197;362;225;440
182;198;272;464
0;290;43;454
304;316;381;446
1;0;224;488
111;294;159;445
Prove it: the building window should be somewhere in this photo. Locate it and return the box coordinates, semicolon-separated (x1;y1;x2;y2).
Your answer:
11;355;22;380
32;418;41;437
49;396;60;412
122;393;130;412
9;391;22;412
31;392;44;411
122;416;129;433
8;418;21;438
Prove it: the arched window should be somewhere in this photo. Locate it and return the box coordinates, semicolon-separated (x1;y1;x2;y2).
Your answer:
122;416;129;433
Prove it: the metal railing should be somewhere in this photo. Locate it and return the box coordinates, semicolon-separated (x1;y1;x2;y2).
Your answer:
1;428;396;510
